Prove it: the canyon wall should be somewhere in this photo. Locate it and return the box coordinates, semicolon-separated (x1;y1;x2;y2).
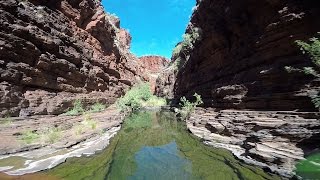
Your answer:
139;56;169;93
155;0;320;177
0;0;143;117
158;0;320;111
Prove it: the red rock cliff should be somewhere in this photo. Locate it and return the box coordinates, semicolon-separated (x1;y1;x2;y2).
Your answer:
159;0;320;111
0;0;143;116
139;56;169;93
139;56;169;73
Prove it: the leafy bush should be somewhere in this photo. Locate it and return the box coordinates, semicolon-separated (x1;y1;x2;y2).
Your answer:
116;82;167;111
179;93;203;119
285;33;320;111
142;96;167;107
311;94;320;110
64;99;85;116
90;103;106;113
116;83;151;111
20;130;40;144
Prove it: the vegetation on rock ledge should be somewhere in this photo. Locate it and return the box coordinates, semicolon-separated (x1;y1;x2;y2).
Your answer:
177;93;203;119
64;100;107;116
171;26;202;70
286;33;320;111
116;82;167;111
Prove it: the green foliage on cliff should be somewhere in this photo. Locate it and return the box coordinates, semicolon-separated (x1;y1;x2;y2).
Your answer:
178;93;203;119
116;82;167;111
171;27;202;70
285;33;320;111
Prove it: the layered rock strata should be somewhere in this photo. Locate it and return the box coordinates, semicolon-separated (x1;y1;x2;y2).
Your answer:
157;0;320;111
0;106;125;175
187;108;320;177
0;0;143;117
155;1;320;176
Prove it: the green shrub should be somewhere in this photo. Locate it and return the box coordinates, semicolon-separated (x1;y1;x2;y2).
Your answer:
116;82;152;111
44;127;62;144
116;82;167;111
285;33;320;111
142;96;167;107
20;130;40;144
64;99;85;116
311;95;320;110
179;93;203;119
90;103;106;113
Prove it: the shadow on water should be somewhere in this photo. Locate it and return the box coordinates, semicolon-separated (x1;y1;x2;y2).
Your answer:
4;110;282;180
295;131;320;179
295;151;320;180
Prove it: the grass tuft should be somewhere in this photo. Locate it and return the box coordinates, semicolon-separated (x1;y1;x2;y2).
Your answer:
90;103;106;113
64;99;85;116
20;130;40;144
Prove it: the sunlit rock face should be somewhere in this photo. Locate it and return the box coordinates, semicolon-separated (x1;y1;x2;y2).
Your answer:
163;0;320;111
139;56;169;93
0;0;144;116
139;56;169;74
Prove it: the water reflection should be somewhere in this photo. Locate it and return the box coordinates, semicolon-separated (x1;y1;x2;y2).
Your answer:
36;111;280;180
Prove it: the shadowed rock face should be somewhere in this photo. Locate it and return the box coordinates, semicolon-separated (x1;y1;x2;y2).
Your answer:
0;0;143;117
154;0;320;177
159;0;320;111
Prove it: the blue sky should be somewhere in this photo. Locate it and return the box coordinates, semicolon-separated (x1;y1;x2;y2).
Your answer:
102;0;196;58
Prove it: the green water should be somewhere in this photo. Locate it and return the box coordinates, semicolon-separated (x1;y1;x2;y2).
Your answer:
296;152;320;179
41;111;280;180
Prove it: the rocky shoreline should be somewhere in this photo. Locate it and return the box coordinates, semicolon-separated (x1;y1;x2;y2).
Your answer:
0;106;125;175
186;108;320;178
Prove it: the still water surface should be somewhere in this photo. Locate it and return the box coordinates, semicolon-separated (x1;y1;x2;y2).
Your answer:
2;111;283;179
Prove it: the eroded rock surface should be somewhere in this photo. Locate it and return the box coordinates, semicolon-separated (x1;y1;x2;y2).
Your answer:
0;106;124;155
0;105;125;174
187;108;320;177
155;1;320;176
0;0;143;117
158;0;320;111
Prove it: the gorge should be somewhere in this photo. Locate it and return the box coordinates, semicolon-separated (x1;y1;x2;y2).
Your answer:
0;0;319;179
